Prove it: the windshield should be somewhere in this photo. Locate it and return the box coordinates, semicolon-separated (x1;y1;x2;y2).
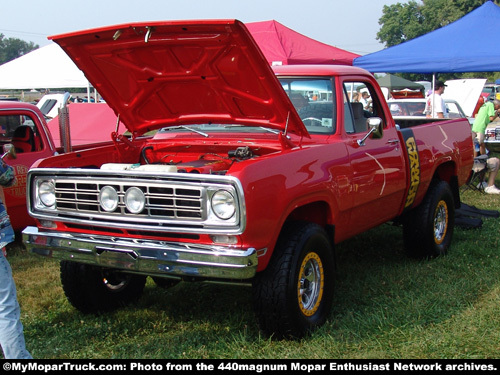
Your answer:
278;78;335;134
156;124;285;137
155;78;336;137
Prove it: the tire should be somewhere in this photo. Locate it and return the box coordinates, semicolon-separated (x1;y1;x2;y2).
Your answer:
60;261;146;313
403;180;455;259
252;222;335;339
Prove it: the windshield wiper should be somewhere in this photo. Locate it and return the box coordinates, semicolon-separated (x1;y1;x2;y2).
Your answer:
163;125;209;137
259;127;280;134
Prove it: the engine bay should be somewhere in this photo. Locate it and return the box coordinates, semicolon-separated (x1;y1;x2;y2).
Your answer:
102;145;259;175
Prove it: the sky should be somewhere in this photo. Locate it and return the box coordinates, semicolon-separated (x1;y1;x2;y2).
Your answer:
0;0;402;56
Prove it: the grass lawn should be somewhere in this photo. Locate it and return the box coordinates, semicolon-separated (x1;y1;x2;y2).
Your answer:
6;183;500;359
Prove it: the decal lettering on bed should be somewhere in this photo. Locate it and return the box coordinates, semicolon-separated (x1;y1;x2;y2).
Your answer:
401;128;421;210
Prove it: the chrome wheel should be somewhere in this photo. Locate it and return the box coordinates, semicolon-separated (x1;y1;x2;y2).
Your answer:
297;252;324;317
434;200;448;245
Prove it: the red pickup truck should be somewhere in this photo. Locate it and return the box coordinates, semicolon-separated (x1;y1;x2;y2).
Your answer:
22;20;474;339
0;100;115;231
0;101;59;231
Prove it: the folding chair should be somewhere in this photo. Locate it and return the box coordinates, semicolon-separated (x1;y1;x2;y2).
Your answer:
461;155;488;193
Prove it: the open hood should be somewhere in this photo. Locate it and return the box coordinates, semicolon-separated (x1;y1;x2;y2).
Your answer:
50;20;308;137
442;78;486;118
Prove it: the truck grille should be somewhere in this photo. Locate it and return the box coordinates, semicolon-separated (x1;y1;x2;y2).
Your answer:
29;170;244;234
55;179;203;220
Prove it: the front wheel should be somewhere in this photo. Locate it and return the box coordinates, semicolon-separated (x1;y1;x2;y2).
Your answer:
60;261;146;313
403;180;455;259
252;222;335;339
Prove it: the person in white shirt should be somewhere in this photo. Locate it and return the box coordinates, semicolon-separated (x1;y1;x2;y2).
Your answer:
360;91;372;110
424;81;448;118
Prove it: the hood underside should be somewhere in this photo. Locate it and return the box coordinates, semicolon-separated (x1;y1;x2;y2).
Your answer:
50;20;308;137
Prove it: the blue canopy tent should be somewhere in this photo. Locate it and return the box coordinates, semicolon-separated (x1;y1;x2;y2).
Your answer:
353;1;500;73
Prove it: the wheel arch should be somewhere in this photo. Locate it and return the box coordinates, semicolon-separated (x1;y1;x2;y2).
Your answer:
287;201;335;249
433;161;460;208
258;199;336;271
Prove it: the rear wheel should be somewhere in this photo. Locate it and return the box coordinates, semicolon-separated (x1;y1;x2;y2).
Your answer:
252;222;335;339
403;180;455;259
60;261;146;313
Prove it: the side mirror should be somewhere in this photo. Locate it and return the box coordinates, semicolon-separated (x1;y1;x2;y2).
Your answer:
2;144;17;160
368;117;383;139
357;117;383;146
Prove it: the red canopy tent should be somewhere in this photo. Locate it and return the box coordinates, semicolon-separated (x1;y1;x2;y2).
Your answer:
246;20;360;66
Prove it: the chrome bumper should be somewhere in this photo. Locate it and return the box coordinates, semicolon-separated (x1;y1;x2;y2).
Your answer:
22;226;257;280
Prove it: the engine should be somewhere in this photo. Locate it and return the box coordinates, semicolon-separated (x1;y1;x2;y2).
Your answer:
104;145;256;175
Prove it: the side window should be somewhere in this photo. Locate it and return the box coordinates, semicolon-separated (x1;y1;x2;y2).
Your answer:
0;114;43;153
343;90;355;133
446;102;462;119
343;81;386;134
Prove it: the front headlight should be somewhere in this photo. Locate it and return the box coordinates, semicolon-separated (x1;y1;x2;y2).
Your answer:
38;180;56;207
99;186;119;212
211;190;236;220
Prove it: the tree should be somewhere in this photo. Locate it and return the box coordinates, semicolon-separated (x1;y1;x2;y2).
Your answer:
0;34;39;65
377;1;422;48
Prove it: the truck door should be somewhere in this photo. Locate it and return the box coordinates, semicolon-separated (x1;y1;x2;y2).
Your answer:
0;110;51;231
342;80;407;234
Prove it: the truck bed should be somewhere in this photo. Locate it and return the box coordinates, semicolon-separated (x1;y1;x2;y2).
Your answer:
393;116;455;129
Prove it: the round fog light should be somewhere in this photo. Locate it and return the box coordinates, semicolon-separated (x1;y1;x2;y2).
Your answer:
125;187;145;214
100;186;119;212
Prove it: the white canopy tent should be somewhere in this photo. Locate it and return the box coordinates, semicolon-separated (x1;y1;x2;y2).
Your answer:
0;43;93;97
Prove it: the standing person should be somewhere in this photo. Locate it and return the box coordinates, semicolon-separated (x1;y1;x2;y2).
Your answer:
0;157;32;359
424;80;448;118
472;97;500;156
483;157;500;194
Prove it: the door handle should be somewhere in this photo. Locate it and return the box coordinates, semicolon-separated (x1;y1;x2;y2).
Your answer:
387;139;400;145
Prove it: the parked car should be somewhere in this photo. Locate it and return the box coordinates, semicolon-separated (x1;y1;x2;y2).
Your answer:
485;124;500;153
387;98;473;125
36;93;71;119
481;83;500;100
